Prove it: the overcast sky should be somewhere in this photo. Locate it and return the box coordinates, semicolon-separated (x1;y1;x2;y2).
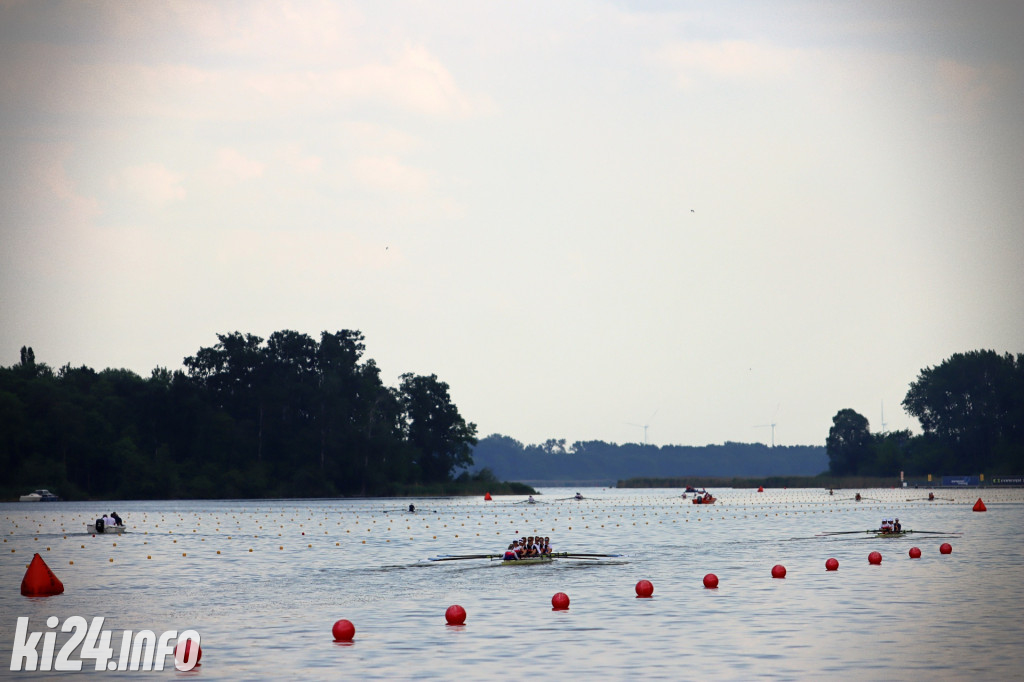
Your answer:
2;1;1022;448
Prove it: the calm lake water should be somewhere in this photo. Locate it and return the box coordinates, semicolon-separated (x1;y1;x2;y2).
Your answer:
2;486;1023;680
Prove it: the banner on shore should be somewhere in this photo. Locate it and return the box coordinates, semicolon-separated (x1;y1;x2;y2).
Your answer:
941;475;981;486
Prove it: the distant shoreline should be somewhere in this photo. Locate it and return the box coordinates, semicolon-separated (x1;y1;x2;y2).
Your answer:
615;475;1011;489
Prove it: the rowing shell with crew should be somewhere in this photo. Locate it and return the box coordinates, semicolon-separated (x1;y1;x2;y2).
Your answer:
816;518;962;539
427;551;624;565
427;535;624;565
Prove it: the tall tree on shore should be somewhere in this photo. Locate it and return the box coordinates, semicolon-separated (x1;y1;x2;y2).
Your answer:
826;408;872;475
903;350;1024;471
399;373;477;483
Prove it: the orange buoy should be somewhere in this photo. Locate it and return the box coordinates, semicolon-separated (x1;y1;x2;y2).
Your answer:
703;573;719;589
551;592;570;610
445;604;467;625
635;580;654;598
939;542;952;554
771;564;786;579
909;547;922;559
972;498;987;512
825;557;839;571
332;619;355;641
21;553;64;597
868;551;882;565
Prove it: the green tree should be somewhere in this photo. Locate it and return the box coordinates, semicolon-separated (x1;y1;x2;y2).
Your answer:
902;350;1024;471
870;429;913;476
399;373;477;483
826;408;872;475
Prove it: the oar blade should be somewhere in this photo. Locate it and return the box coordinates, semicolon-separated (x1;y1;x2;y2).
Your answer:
561;552;626;558
426;554;500;562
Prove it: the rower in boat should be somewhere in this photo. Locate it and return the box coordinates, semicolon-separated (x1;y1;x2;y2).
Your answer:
893;518;902;532
527;495;535;504
574;492;584;500
503;543;519;561
855;493;862;501
408;503;416;513
928;492;935;501
880;518;893;533
529;536;542;556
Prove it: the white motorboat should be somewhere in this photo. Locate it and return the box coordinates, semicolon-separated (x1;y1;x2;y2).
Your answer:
19;489;61;502
88;519;127;534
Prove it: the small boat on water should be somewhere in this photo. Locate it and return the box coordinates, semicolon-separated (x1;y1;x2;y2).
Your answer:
872;529;910;538
692;494;716;504
19;489;61;502
88;518;126;534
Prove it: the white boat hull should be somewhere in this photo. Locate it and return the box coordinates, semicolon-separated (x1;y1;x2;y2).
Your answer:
20;489;60;502
87;523;126;534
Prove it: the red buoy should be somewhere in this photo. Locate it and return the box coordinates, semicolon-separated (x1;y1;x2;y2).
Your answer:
703;573;719;589
332;619;355;641
484;492;492;501
868;551;882;565
635;580;654;598
757;486;764;492
173;638;202;671
939;542;952;555
771;564;786;579
551;592;570;610
909;547;922;559
445;604;467;625
825;557;839;571
973;498;987;512
21;553;64;597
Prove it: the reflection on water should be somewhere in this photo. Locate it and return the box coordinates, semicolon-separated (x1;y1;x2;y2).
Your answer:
2;487;1023;680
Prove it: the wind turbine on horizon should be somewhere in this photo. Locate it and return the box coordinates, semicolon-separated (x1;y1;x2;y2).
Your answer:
754;404;779;447
754;421;777;447
626;409;658;446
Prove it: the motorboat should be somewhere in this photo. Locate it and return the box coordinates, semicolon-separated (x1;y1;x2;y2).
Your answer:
88;519;127;534
19;489;61;502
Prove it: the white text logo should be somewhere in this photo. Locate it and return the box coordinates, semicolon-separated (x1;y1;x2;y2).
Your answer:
10;617;201;672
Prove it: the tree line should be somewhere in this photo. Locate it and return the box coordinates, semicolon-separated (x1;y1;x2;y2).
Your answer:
469;436;827;483
827;350;1024;477
1;332;482;500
